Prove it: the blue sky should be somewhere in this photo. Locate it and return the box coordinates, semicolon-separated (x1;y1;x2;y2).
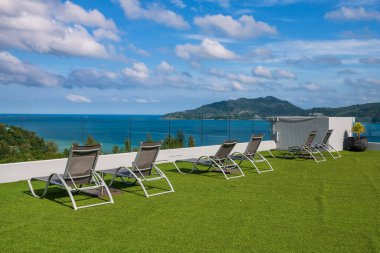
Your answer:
0;0;379;114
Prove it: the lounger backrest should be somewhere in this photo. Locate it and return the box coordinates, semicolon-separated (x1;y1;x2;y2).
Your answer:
245;134;264;155
322;129;333;145
63;144;101;184
133;142;161;175
305;131;317;147
214;140;237;160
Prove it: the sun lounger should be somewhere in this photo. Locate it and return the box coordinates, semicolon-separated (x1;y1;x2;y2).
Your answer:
173;140;244;180
27;144;114;210
231;134;274;174
313;129;341;159
269;130;326;163
98;141;174;197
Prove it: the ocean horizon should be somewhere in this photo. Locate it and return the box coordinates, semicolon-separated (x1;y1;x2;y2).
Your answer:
1;114;379;153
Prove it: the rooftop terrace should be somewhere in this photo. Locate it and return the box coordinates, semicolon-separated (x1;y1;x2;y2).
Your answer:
0;150;379;252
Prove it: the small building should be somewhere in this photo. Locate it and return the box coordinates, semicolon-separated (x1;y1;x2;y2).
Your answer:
267;116;355;151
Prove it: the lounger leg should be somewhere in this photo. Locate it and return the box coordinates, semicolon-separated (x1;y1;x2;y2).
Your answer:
27;178;50;199
173;161;197;174
94;172;114;204
268;150;277;159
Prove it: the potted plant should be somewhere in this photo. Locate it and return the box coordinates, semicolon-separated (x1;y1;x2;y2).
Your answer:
347;122;368;151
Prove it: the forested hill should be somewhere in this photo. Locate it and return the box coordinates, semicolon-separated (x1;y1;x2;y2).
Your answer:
163;96;380;121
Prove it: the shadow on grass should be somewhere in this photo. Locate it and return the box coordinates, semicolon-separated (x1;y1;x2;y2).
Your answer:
102;180;172;197
22;186;111;210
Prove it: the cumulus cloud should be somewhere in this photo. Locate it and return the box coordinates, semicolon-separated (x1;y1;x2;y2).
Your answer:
344;77;380;102
128;44;151;57
276;69;296;79
157;61;175;73
344;77;380;88
194;14;277;39
123;62;150;81
209;68;258;85
205;0;230;8
359;56;380;64
252;66;296;80
135;98;159;103
119;0;189;29
301;82;321;91
287;55;341;67
252;66;273;79
175;38;238;60
65;94;92;103
231;81;247;91
250;48;274;60
0;51;65;87
337;69;356;76
55;1;117;30
0;0;118;58
265;39;380;57
68;68;125;89
325;7;380;22
171;0;186;8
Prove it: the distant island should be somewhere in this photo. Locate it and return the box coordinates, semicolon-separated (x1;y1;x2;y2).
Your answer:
163;96;380;121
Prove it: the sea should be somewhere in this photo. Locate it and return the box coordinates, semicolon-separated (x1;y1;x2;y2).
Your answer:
0;114;379;153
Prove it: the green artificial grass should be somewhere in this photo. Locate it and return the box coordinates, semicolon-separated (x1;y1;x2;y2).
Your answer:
0;151;379;252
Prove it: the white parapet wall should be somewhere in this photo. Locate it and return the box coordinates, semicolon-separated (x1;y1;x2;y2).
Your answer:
268;116;355;151
0;140;276;184
368;142;380;150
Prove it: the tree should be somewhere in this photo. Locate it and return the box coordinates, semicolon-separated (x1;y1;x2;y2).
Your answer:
188;136;196;147
112;145;119;154
85;135;98;146
176;130;185;148
46;141;58;154
146;133;153;142
124;138;131;152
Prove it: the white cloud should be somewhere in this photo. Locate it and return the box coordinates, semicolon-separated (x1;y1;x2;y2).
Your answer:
135;98;159;103
119;0;189;29
65;94;92;103
93;29;120;41
250;48;274;60
171;0;186;9
205;0;230;8
111;97;129;103
252;66;296;80
209;68;258;85
286;55;342;66
68;68;125;89
123;62;150;81
157;61;175;73
337;69;356;76
175;38;238;60
128;44;151;57
194;14;277;39
0;0;117;58
359;56;380;64
276;69;296;79
265;39;380;57
302;82;321;91
325;7;380;22
55;1;117;30
252;66;273;79
0;51;65;87
231;81;247;91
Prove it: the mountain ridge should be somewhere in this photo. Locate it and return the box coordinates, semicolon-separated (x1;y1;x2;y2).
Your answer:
163;96;380;121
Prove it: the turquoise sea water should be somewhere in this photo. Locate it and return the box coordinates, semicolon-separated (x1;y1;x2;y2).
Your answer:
0;114;379;153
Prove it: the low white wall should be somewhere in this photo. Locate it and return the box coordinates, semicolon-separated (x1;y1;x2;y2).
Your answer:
0;140;276;183
368;142;380;151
